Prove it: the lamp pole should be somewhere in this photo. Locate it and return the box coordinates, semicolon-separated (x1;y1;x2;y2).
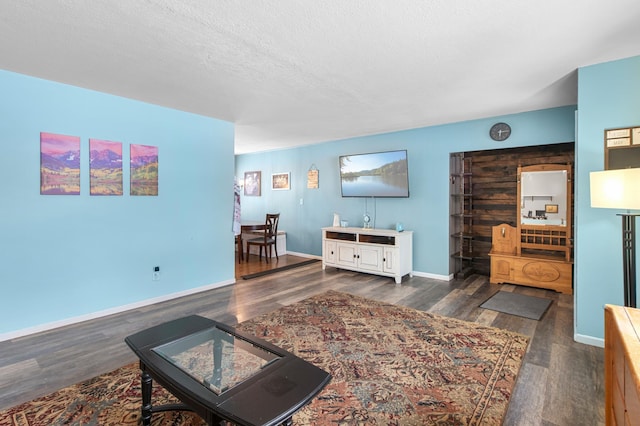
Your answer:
619;213;639;308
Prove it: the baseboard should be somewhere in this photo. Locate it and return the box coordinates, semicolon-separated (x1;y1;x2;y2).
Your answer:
285;251;322;260
0;278;235;342
574;333;604;348
411;270;452;281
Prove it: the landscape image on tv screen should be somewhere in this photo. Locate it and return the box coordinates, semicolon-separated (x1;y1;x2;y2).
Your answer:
339;150;409;197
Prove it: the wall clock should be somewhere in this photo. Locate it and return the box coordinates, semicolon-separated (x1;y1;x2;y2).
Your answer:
490;122;511;141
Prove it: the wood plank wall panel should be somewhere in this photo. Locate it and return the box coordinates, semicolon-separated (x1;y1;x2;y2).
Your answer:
460;142;575;275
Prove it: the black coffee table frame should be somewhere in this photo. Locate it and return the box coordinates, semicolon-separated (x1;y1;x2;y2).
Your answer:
125;315;331;426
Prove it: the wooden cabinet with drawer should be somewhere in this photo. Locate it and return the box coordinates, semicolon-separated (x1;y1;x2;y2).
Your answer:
605;304;640;425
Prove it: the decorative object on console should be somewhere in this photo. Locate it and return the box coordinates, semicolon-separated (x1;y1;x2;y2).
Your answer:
363;213;371;229
489;122;511;141
333;213;340;227
590;168;640;307
363;197;375;229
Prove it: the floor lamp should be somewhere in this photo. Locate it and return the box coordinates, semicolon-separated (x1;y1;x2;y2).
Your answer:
590;168;640;308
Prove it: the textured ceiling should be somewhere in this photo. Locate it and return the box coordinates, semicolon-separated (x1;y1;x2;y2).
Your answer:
1;1;639;154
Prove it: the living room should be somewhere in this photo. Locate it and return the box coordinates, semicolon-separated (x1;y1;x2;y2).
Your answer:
1;53;638;423
1;2;640;424
234;53;640;349
3;56;639;346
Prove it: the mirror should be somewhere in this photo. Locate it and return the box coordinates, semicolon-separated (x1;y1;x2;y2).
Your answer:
520;169;567;226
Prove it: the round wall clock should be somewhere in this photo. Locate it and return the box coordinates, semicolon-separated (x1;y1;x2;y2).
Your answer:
490;122;511;141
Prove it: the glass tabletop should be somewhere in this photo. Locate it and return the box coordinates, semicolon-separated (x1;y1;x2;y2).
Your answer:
152;326;281;395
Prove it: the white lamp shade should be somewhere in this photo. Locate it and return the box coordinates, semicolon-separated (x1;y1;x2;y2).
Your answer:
590;168;640;210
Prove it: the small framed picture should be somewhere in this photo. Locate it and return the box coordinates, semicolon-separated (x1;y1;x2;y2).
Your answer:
244;171;261;196
272;172;290;190
545;204;558;214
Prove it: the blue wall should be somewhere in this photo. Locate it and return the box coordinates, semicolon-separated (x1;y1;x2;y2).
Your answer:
236;107;576;278
575;55;640;341
0;70;235;336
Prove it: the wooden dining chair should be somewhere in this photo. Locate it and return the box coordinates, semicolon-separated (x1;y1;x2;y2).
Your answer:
245;213;280;263
235;234;243;263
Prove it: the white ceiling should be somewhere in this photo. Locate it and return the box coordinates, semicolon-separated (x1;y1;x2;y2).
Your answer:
1;1;640;154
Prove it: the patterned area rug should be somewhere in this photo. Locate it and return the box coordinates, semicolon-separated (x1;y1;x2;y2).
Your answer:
0;290;529;425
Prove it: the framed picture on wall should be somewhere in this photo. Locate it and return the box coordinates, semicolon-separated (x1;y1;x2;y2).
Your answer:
40;132;81;195
130;144;158;196
272;172;290;190
90;138;123;196
545;204;559;214
244;171;261;196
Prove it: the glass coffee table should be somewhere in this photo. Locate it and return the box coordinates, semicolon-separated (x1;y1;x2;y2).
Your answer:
125;315;331;426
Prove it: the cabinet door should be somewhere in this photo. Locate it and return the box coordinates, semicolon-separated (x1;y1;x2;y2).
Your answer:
324;240;337;265
490;256;513;283
336;242;358;267
358;245;383;272
383;247;398;274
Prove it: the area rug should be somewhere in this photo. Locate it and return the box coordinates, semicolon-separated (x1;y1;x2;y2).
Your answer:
0;290;529;425
480;290;552;320
241;259;319;280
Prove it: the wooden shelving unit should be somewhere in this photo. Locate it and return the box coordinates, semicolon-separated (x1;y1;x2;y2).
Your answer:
450;153;476;278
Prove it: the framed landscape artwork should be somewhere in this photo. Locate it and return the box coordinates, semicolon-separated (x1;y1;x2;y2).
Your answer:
244;171;261;196
130;144;158;196
90;139;123;196
40;132;81;195
272;172;290;190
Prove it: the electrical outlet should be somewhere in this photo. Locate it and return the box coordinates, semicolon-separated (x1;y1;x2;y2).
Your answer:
153;266;160;281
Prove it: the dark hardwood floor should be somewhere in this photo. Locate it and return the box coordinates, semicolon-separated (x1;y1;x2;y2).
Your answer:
234;252;314;278
0;256;604;425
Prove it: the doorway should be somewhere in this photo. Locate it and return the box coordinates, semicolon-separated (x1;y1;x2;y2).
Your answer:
449;142;575;277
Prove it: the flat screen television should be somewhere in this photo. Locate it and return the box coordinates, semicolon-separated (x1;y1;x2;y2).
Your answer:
339;150;409;197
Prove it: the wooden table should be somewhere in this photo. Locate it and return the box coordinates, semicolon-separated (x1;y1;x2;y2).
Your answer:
241;221;266;232
125;315;331;426
237;221;267;262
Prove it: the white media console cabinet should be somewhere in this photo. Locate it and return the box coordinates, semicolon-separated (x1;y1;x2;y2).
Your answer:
322;227;413;284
